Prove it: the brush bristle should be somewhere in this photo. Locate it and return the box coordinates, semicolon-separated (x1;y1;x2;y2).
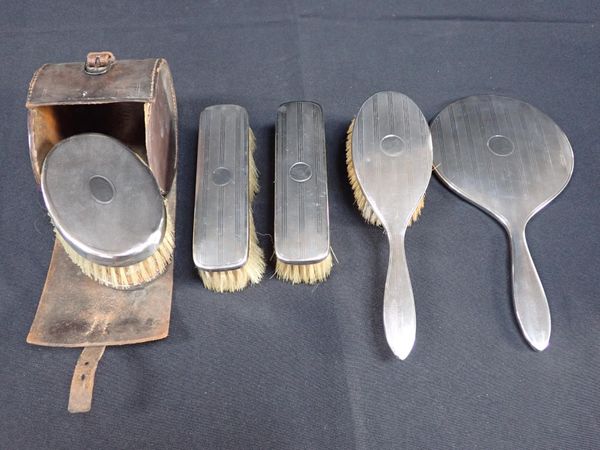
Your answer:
275;252;333;284
198;127;265;292
199;211;265;292
248;128;259;202
345;119;425;226
57;207;175;290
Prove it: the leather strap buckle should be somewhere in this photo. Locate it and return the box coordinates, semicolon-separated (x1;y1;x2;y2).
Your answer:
84;51;115;75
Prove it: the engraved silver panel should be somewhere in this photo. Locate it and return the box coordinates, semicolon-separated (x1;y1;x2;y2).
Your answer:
353;92;433;360
275;101;330;264
193;105;249;271
431;95;574;351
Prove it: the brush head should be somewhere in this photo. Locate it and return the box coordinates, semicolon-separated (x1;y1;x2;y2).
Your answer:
198;127;265;293
56;208;174;289
198;214;265;292
41;133;174;289
275;252;333;284
346;118;425;226
193;106;265;292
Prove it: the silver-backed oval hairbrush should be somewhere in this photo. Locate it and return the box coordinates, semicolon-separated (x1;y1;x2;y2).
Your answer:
347;91;433;359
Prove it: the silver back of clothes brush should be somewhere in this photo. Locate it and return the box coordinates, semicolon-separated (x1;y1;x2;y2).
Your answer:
274;101;330;265
41;133;167;267
193;105;250;272
352;91;433;359
431;95;573;351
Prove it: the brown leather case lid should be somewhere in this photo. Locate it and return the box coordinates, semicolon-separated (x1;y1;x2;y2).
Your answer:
26;58;159;106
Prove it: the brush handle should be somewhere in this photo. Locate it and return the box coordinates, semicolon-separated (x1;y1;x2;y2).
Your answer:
383;233;416;360
509;226;551;351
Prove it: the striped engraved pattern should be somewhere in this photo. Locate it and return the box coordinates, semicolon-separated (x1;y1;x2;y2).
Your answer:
352;92;433;228
193;105;249;270
431;95;574;221
274;101;330;264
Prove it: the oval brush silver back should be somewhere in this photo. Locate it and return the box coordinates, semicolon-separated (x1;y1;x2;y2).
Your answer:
41;133;166;267
352;91;432;359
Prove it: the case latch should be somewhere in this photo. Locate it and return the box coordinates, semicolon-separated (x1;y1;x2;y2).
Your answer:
84;51;115;75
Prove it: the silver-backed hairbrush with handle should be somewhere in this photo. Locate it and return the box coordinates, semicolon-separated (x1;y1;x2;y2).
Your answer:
346;91;433;359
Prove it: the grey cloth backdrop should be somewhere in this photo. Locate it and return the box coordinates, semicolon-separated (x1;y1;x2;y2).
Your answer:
1;1;599;448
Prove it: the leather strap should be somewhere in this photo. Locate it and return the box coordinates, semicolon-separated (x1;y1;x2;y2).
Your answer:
68;346;105;413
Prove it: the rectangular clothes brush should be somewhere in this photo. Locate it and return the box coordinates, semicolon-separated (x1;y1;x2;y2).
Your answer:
192;105;265;292
274;101;332;284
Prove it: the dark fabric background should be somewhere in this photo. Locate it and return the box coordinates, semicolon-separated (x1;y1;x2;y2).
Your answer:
1;1;598;448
